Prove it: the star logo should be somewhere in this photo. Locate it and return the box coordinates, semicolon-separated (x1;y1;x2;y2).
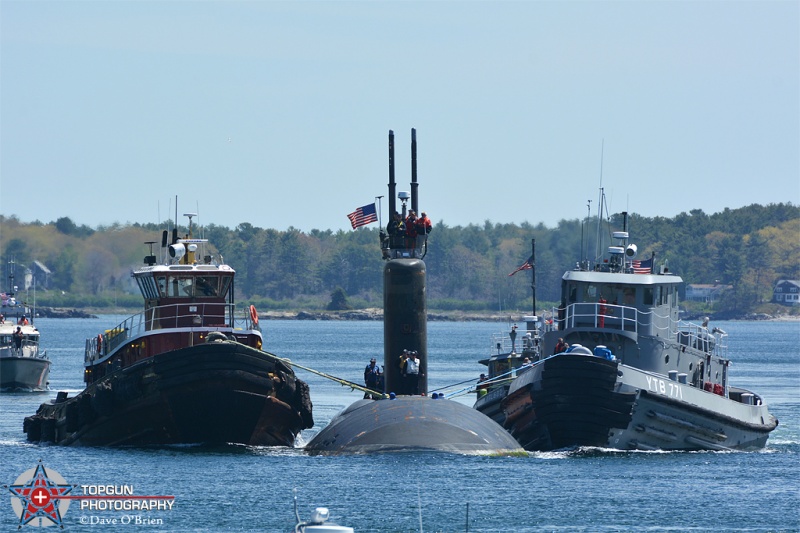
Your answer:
6;461;74;529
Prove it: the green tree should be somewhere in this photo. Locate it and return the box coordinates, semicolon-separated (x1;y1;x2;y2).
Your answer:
327;287;351;311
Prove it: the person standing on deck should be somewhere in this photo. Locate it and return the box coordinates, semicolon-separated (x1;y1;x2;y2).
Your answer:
405;210;418;249
509;324;518;352
387;212;405;249
364;358;383;399
13;327;23;352
554;338;569;354
397;349;409;394
415;212;432;237
404;351;421;395
598;295;607;328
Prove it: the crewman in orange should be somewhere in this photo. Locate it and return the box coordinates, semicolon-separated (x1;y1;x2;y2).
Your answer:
415;212;432;236
598;296;607;327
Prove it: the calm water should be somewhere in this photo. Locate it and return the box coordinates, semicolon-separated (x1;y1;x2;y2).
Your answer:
1;317;798;532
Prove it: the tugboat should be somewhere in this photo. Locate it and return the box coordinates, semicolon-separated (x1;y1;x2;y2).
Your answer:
23;212;313;446
473;316;542;426
502;208;778;451
0;262;50;391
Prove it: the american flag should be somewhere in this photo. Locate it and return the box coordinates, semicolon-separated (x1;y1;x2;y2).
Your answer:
347;203;378;229
632;257;653;274
508;254;534;276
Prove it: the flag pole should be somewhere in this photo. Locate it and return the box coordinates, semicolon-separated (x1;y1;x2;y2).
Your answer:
376;196;384;229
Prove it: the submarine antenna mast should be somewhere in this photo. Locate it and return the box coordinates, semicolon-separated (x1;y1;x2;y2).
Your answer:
530;238;536;316
388;131;396;218
411;128;418;214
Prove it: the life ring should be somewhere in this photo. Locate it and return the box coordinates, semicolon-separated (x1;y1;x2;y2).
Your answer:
249;305;259;326
97;334;103;354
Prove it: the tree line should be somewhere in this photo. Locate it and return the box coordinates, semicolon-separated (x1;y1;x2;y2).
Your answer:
1;203;798;315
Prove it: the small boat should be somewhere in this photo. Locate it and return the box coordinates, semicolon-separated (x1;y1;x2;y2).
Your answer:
293;489;354;533
23;212;313;446
0;264;50;392
501;210;778;452
473;317;542;426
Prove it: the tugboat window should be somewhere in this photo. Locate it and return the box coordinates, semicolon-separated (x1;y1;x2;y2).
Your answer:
568;285;577;303
195;277;219;297
156;276;167;297
644;288;654;305
169;276;194;297
218;277;232;298
624;288;635;305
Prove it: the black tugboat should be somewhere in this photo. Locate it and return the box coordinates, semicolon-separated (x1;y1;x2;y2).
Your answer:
24;211;313;446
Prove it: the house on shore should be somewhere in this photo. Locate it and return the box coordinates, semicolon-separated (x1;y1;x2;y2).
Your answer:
772;280;800;306
685;283;731;303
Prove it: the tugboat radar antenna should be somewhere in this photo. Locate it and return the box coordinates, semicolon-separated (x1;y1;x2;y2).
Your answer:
183;213;197;236
143;241;157;266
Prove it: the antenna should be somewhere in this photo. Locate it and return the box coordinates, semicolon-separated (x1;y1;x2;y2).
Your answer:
595;140;604;262
183;212;197;237
144;241;158;266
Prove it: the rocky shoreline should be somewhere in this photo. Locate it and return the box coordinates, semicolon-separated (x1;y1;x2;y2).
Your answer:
269;309;516;322
26;306;799;322
263;309;799;322
33;307;99;319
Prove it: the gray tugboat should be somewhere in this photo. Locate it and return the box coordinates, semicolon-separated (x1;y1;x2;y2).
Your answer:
501;204;778;452
473;315;542;426
24;210;313;446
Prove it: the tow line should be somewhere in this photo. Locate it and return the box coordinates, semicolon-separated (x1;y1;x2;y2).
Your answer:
260;349;388;399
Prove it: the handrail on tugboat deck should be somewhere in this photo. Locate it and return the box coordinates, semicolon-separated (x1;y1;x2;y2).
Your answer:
550;302;728;358
85;303;258;363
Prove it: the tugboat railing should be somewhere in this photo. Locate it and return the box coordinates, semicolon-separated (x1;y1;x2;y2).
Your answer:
489;330;541;356
85;303;258;362
551;302;727;358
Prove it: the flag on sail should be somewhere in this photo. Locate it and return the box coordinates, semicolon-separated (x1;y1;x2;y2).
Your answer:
508;254;534;276
632;257;653;274
347;203;378;229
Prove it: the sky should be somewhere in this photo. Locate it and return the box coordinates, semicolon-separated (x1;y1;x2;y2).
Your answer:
1;1;798;233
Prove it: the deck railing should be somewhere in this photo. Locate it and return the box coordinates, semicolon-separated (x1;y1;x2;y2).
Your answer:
489;329;541;356
550;302;727;358
382;234;428;259
85;303;258;362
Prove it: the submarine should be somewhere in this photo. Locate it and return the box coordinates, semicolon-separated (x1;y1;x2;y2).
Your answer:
305;130;523;455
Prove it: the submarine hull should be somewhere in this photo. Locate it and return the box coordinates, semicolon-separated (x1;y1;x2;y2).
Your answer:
305;396;524;455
